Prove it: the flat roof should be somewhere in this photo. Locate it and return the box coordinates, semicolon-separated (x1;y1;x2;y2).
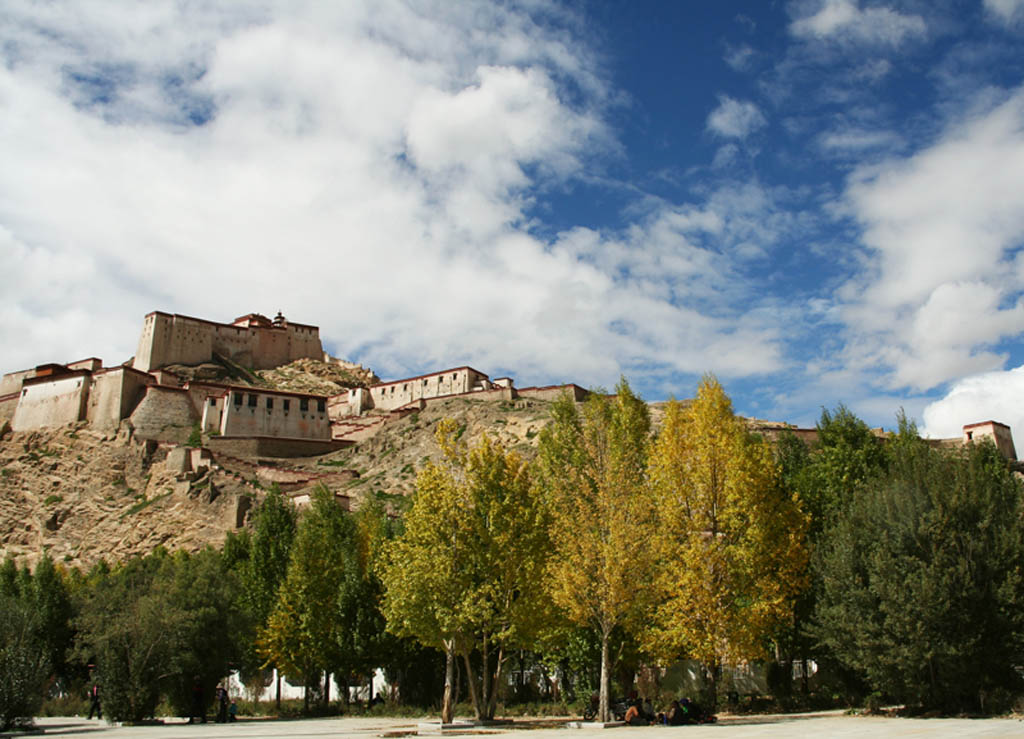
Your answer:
371;366;488;388
145;310;318;332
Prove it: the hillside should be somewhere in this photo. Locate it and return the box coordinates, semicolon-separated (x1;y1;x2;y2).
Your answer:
161;355;379;395
0;393;559;570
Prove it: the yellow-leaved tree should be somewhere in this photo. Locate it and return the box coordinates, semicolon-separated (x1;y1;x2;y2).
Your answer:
535;379;656;722
646;375;808;706
379;419;549;722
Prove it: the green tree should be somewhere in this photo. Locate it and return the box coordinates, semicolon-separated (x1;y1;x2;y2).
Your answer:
645;377;808;706
380;420;549;721
259;485;356;711
243;487;296;707
813;426;1024;712
535;379;655;722
0;595;49;731
161;548;245;718
75;551;180;723
30;554;74;688
778;406;891;700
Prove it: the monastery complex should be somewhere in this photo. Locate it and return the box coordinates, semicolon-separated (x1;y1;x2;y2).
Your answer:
0;311;588;456
0;310;1016;463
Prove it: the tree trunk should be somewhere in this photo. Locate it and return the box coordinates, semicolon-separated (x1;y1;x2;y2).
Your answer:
442;641;455;724
703;661;718;714
486;645;505;720
276;672;282;711
324;671;331;709
599;627;611;723
462;650;482;720
480;632;490;719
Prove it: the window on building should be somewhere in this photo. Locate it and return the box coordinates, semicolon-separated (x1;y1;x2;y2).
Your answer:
248;394;257;408
300;398;309;412
453;374;457;380
317;399;326;413
209;398;216;406
283;399;290;412
423;379;428;386
266;397;274;410
403;384;408;391
234;392;243;405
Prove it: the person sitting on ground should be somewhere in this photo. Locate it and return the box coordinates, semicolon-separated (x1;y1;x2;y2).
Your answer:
624;699;649;726
642;698;655;722
665;699;685;726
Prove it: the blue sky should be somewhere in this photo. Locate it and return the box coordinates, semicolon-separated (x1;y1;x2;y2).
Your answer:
2;0;1024;438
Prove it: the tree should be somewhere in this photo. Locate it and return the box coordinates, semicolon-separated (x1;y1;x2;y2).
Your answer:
75;551;182;723
243;486;296;708
776;406;891;700
0;595;49;731
30;554;74;689
380;420;549;721
535;379;655;722
258;485;356;711
813;424;1024;712
645;376;808;707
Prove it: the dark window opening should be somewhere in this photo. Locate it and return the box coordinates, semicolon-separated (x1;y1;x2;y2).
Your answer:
317;399;326;412
233;392;243;405
266;397;274;410
283;399;290;412
300;398;309;412
248;394;257;407
209;398;216;406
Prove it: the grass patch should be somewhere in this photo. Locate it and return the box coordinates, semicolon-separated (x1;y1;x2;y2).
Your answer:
526;427;538;439
120;492;170;519
43;494;63;506
317;458;352;467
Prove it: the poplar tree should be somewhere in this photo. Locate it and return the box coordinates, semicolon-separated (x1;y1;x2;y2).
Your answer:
259;485;355;711
380;420;548;722
645;376;808;706
245;486;297;708
535;379;655;722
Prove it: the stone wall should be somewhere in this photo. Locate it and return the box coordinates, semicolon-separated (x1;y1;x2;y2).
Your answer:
128;385;198;443
11;373;91;431
0;393;19;424
207;436;350;458
517;384;589;402
0;368;36;396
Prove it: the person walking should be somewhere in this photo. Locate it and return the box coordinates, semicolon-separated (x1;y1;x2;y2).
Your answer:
87;682;101;720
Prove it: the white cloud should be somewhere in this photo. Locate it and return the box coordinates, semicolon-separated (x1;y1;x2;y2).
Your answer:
0;0;793;392
836;86;1024;391
921;365;1024;440
706;95;767;139
985;0;1024;23
817;127;903;153
790;0;927;46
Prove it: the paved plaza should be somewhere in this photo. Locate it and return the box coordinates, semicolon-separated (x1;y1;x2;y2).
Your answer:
25;712;1024;739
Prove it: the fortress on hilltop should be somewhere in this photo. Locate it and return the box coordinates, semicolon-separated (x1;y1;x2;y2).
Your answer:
133;311;324;372
0;309;1017;464
0;310;589;456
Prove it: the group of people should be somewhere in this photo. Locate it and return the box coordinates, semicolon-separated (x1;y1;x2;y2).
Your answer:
189;677;238;724
623;695;715;726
